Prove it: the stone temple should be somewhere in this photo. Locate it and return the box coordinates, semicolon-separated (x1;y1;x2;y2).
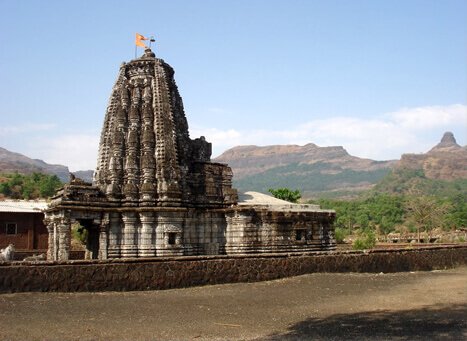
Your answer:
44;48;335;260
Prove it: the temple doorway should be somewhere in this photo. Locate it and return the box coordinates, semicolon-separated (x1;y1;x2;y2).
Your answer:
77;219;100;260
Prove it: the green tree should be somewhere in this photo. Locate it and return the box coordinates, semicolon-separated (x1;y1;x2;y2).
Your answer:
0;182;12;197
0;172;62;199
334;227;349;243
39;175;61;197
405;193;451;242
443;193;467;230
268;188;301;203
352;229;376;250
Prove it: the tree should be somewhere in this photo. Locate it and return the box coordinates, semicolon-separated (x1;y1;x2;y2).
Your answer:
268;188;301;203
0;172;62;199
443;193;467;230
352;229;376;250
39;175;61;197
405;193;451;242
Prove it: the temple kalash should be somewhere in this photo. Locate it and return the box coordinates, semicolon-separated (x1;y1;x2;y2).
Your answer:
44;41;336;260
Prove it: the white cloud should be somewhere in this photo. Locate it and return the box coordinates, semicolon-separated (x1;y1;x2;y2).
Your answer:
28;133;99;171
192;104;467;160
0;123;56;135
191;127;243;145
389;104;467;130
3;104;465;170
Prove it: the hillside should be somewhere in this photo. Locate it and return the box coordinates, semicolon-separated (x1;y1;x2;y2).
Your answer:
0;147;70;182
397;132;467;180
214;143;396;199
74;170;94;183
374;132;467;196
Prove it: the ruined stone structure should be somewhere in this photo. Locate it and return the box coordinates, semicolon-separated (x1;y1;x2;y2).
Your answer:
44;48;335;260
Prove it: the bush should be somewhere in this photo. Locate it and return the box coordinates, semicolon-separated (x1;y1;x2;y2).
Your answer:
0;172;62;199
352;230;376;250
334;227;349;244
268;188;301;203
71;223;87;245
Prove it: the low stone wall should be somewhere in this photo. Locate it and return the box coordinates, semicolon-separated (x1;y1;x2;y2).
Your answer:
1;245;466;293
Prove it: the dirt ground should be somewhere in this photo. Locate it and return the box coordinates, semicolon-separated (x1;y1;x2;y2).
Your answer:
0;267;466;341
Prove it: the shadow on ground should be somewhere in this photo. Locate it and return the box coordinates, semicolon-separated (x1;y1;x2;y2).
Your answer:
260;304;467;341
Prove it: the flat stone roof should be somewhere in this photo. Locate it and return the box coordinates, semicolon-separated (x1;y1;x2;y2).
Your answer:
0;200;48;213
237;191;333;212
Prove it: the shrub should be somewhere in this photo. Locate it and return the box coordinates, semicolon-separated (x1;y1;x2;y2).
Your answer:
268;188;301;203
352;230;376;250
334;227;348;244
71;223;87;245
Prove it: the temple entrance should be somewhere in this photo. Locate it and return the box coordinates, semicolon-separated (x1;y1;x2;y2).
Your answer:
77;219;100;260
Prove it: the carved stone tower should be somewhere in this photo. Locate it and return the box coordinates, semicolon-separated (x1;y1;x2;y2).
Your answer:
94;48;236;207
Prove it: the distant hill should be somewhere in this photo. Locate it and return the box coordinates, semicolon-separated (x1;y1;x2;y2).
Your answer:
397;132;467;180
374;132;467;195
73;170;94;183
2;131;464;199
214;143;396;199
0;147;70;182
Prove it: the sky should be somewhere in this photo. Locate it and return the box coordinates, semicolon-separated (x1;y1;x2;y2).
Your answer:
0;0;466;171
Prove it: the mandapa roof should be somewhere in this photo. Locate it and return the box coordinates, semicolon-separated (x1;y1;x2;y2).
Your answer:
237;191;333;212
0;200;48;213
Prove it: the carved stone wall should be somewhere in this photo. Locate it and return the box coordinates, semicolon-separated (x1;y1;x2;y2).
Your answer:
225;207;336;254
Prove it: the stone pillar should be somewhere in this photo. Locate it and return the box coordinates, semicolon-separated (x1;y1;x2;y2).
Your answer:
57;218;71;261
139;211;156;257
211;215;224;255
46;223;55;261
99;213;110;260
107;212;121;258
224;210;248;254
121;212;138;258
53;222;58;260
183;215;196;255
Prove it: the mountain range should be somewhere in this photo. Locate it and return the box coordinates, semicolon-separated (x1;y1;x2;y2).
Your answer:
0;132;465;199
214;144;396;198
0;147;70;182
0;147;93;183
214;132;467;199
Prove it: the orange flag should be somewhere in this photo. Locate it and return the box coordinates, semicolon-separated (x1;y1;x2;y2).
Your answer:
135;33;148;48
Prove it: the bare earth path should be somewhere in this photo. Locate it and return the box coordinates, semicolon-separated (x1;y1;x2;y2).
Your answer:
0;267;466;340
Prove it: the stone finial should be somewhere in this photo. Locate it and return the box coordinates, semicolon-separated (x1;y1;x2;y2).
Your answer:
142;48;155;58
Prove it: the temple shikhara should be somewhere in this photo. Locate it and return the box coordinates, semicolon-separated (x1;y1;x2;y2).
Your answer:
44;47;335;260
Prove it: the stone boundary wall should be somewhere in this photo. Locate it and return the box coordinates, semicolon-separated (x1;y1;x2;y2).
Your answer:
1;245;466;293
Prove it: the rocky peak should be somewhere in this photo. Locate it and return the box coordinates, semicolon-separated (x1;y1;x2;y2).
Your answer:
429;132;461;152
399;131;467;180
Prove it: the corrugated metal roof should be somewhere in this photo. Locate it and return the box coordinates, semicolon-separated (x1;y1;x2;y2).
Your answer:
0;200;48;213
